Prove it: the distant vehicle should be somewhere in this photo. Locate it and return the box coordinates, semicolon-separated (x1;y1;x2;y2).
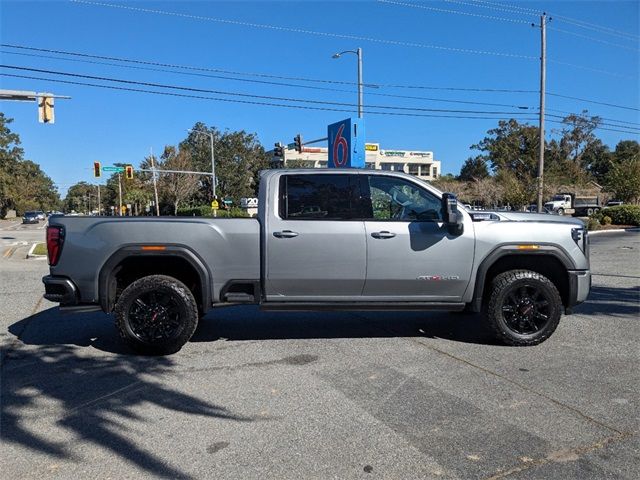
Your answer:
525;204;555;214
544;193;600;216
606;201;624;207
35;211;46;221
22;211;39;224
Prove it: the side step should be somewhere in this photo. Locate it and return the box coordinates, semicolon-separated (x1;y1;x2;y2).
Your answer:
261;302;466;312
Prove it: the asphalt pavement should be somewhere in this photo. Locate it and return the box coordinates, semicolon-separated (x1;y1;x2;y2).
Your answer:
1;230;638;479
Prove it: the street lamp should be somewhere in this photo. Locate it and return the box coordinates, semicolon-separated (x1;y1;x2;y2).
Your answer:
187;129;216;201
332;48;363;118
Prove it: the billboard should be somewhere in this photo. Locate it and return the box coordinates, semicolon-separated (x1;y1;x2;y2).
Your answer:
327;118;365;168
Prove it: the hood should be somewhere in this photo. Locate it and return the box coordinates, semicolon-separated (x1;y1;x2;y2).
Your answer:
495;211;584;226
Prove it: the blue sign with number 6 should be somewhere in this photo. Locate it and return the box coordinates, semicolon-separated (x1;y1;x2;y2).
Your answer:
328;118;365;168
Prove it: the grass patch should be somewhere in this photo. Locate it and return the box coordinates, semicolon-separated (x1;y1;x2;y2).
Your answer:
32;242;47;256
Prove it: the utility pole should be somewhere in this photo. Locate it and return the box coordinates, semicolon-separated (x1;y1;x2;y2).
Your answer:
97;184;101;215
118;172;123;216
536;13;547;213
357;47;363;119
150;148;160;216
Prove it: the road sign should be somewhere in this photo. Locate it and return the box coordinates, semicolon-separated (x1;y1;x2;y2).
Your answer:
103;166;125;172
328;118;365;168
211;200;219;210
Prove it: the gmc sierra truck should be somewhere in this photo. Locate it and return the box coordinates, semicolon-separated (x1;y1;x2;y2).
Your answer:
43;169;591;354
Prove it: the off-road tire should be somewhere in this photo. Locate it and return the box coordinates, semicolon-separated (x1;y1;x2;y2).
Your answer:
114;275;198;355
484;269;562;346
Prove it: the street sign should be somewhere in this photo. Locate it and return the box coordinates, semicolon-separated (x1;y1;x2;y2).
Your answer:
103;166;125;172
328;118;365;168
211;200;219;210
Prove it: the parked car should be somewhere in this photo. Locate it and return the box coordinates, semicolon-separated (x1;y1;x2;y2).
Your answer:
606;201;624;207
43;169;591;354
22;211;39;224
525;204;555;214
35;211;46;221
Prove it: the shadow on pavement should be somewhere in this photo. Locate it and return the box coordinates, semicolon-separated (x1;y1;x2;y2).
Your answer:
573;285;640;317
3;310;255;479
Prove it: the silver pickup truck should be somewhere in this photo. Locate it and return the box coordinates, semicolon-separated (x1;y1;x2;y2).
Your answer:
43;169;591;354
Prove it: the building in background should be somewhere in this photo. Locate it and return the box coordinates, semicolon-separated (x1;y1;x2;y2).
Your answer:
271;143;441;181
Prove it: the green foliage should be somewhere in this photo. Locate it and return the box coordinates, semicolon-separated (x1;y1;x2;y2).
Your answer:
586;217;601;231
0;113;60;216
602;216;612;226
458;156;489;181
604;141;640;203
177;205;249;218
602;205;640;226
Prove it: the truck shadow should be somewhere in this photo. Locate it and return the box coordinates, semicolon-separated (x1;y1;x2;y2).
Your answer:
3;312;256;479
572;285;640;317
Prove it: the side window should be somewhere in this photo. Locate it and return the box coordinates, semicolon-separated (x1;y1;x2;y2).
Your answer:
365;175;443;221
280;174;360;220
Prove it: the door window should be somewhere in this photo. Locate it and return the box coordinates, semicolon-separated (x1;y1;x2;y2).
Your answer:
363;175;443;221
280;174;362;220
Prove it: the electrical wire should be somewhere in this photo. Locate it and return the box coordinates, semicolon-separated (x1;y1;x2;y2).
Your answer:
0;64;540;116
547;92;640;113
69;0;537;59
377;0;530;24
548;26;640;52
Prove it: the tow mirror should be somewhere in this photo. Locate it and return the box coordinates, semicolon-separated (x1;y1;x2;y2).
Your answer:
442;193;464;236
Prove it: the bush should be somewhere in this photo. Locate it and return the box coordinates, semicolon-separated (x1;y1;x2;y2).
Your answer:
176;205;249;218
601;205;640;226
602;216;612;226
586;217;600;231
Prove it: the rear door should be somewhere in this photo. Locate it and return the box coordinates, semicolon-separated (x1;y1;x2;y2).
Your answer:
360;174;475;301
264;173;367;301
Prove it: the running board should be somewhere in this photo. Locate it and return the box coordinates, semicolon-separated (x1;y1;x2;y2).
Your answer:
260;302;466;312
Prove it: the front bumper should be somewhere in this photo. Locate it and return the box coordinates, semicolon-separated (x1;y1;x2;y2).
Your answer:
565;270;591;314
42;275;78;305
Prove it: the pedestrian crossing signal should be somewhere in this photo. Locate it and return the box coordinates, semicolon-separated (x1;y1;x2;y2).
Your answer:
125;165;134;180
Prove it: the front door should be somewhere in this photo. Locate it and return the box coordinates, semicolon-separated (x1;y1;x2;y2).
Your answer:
360;174;475;301
264;173;366;301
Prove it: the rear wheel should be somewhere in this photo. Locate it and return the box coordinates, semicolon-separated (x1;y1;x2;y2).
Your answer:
484;270;562;346
114;275;198;355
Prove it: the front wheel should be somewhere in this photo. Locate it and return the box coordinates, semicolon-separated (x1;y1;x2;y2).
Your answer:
557;208;564;215
484;270;562;346
114;275;199;355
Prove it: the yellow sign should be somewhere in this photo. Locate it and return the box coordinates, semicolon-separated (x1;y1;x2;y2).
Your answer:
365;144;379;151
211;200;219;210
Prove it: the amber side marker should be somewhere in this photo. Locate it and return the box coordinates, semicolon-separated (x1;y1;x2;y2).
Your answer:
517;245;540;250
141;246;166;251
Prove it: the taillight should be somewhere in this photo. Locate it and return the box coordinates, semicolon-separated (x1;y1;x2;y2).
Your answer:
46;226;64;266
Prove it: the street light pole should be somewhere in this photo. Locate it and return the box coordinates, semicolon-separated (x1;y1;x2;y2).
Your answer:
332;48;363;118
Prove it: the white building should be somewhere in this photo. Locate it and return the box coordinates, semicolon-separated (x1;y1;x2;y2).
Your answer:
276;143;441;181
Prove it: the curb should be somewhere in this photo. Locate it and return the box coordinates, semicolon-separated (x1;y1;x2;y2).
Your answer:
589;228;640;235
26;242;47;259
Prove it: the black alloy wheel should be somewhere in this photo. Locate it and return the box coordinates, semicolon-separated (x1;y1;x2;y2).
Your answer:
485;269;562;346
114;275;199;355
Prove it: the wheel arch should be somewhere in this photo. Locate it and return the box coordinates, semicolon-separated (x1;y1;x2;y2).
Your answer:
98;245;212;314
469;244;575;312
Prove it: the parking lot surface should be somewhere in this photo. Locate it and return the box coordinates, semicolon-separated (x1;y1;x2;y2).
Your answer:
1;231;638;479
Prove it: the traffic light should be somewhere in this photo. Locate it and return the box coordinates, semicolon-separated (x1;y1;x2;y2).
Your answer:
125;165;134;180
273;142;284;158
93;161;101;178
38;95;55;124
294;134;303;153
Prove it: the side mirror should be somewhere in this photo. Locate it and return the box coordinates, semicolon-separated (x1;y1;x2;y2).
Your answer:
442;192;464;236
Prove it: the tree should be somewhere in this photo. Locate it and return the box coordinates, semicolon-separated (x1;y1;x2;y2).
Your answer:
458;156;489;181
471;119;540;178
180;123;269;204
64;182;96;213
159;146;199;215
605;140;640;203
0;113;60;215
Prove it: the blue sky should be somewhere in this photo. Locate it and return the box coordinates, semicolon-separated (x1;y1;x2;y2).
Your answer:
1;0;638;196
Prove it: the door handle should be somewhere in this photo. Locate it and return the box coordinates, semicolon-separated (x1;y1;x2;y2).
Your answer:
273;230;299;238
371;231;396;239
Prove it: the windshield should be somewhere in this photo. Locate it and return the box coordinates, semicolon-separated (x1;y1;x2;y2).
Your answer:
552;195;566;201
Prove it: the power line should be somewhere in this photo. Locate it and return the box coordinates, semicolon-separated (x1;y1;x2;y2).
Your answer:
0;64;539;116
0;72;543;122
543;113;640;133
2;43;636;120
377;0;530;24
548;26;640;52
547;92;640;112
0;49;535;110
547;58;635;80
70;0;537;59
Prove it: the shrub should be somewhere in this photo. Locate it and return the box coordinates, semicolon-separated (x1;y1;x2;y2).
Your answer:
586;217;600;231
602;216;612;226
177;205;249;218
601;205;640;226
